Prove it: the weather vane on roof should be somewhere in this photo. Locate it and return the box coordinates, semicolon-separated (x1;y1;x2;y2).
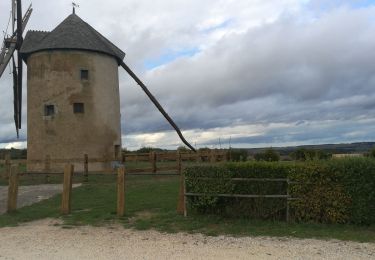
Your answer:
72;2;79;14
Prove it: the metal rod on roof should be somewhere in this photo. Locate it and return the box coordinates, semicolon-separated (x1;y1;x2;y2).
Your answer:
120;61;196;152
72;2;79;14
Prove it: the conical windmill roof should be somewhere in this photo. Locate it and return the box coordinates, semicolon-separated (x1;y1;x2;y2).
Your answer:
20;14;125;63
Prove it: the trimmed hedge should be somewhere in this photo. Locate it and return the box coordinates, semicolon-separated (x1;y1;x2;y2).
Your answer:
185;158;375;225
185;162;290;220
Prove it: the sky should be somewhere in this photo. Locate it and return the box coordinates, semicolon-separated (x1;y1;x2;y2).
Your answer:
0;0;375;150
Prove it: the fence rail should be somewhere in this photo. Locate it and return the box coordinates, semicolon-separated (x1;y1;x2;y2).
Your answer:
0;150;227;215
0;150;228;179
181;175;295;222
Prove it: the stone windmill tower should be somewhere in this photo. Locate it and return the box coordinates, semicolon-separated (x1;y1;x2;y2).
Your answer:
21;12;124;171
0;1;195;172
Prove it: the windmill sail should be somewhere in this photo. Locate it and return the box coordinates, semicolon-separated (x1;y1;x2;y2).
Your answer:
0;1;32;137
12;57;19;137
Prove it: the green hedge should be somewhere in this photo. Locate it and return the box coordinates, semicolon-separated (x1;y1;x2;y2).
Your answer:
185;158;375;225
185;162;290;220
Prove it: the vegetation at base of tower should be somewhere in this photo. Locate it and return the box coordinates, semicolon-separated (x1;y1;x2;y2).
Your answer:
0;175;374;242
185;158;375;225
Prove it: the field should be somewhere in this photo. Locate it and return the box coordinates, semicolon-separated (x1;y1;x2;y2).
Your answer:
0;174;374;242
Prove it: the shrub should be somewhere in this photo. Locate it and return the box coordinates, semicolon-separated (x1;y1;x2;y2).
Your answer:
229;149;248;162
185;158;375;224
290;148;331;161
327;158;375;225
254;148;280;162
368;147;375;158
289;163;351;224
185;162;289;219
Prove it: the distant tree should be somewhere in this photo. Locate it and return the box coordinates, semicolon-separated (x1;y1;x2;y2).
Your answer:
315;150;332;160
368;147;375;158
0;148;27;159
264;148;280;161
177;146;189;152
290;148;307;161
230;149;248;162
290;148;331;161
254;148;279;162
136;147;164;153
198;147;211;152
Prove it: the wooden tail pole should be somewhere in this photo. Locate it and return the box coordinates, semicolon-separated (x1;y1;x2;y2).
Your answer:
120;61;196;152
7;165;19;213
117;166;126;217
61;164;74;215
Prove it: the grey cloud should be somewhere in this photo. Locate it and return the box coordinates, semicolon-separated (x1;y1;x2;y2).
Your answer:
121;6;375;135
1;1;375;148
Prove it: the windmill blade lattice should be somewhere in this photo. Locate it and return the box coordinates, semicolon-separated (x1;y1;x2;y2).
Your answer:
0;1;32;137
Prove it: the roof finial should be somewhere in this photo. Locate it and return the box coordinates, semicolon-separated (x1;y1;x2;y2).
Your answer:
72;2;79;14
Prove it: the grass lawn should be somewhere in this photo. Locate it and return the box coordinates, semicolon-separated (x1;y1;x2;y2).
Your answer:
0;175;374;242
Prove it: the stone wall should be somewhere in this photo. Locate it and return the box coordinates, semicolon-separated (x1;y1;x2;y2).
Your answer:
26;50;121;171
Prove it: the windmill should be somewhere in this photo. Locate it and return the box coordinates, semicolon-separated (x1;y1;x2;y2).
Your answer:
0;0;195;168
0;1;32;138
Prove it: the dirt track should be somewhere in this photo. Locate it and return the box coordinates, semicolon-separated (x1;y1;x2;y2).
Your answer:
0;219;373;260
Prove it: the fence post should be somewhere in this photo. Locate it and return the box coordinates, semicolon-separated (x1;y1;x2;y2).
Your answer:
286;178;290;223
7;165;19;213
183;171;187;217
196;150;201;163
84;154;88;182
150;152;156;173
121;152;126;164
61;164;74;215
223;150;228;162
117;166;126;217
45;155;51;183
177;151;182;175
4;153;10;179
210;149;215;163
176;151;185;215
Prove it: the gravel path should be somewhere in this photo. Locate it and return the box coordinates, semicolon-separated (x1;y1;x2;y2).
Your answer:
0;184;81;214
0;219;373;260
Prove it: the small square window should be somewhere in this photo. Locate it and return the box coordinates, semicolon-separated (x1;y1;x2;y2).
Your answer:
44;105;55;116
80;69;89;80
73;103;84;114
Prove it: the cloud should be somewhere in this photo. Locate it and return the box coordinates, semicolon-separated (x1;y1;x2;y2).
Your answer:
1;0;375;150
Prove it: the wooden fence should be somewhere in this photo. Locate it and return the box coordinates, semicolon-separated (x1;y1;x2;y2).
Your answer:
2;162;127;216
0;150;228;216
0;150;228;178
1;151;296;221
